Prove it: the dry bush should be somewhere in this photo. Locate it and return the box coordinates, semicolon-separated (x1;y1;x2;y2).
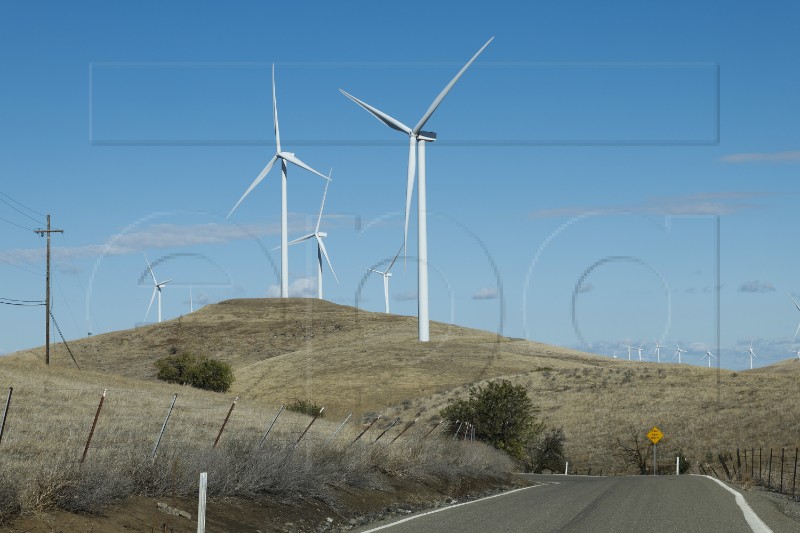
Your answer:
0;468;21;525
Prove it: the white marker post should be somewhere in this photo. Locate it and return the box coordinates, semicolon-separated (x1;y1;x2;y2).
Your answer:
197;472;207;533
564;461;569;475
676;456;680;475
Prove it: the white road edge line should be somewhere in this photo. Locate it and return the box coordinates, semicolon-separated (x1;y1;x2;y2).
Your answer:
699;475;773;533
358;484;546;532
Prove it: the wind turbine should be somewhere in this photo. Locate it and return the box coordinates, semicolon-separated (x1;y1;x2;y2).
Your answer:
366;246;403;314
285;177;338;300
790;294;800;339
702;349;717;368
746;340;757;370
673;344;687;364
144;255;171;323
228;64;330;298
623;344;634;361
790;348;800;359
653;341;664;363
340;37;493;341
635;344;645;361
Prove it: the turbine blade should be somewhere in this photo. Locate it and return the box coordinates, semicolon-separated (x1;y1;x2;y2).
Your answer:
281;152;330;180
145;287;157;322
791;293;800;312
287;233;314;246
272;64;281;153
795;320;800;340
404;137;416;260
386;244;403;273
159;279;173;287
316;236;338;283
144;254;158;285
228;155;279;218
413;37;494;134
339;89;412;134
366;268;385;275
316;176;331;234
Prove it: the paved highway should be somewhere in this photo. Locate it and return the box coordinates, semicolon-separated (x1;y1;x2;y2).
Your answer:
355;474;789;532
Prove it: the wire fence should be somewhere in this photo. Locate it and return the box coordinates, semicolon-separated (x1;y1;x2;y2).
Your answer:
699;447;800;501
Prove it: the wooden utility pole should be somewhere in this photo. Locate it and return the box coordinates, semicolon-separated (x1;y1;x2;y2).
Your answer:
33;214;63;365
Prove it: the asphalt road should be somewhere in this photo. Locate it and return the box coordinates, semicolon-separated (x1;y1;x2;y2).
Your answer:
355;474;782;533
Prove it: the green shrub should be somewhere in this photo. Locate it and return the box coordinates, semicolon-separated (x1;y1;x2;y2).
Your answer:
286;398;324;417
525;427;566;473
155;353;234;393
440;379;543;461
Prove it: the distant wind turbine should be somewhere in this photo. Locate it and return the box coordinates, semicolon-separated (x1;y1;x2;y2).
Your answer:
623;344;634;361
366;246;403;314
746;340;757;370
702;349;717;368
340;37;493;342
790;294;800;339
790;348;800;359
285;177;338;300
144;255;171;323
635;344;645;362
228;64;330;298
653;341;664;363
673;344;687;364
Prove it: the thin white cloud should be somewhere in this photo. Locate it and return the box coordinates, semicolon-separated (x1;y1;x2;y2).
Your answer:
473;287;498;300
266;277;316;298
720;150;800;164
394;290;417;302
738;281;776;293
576;283;594;294
530;191;769;218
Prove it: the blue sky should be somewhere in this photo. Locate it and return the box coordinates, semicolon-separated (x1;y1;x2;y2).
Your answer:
1;2;799;370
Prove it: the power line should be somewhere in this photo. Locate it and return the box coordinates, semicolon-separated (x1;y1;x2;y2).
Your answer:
0;190;45;222
0;215;34;232
0;255;43;276
49;309;80;370
0;297;44;303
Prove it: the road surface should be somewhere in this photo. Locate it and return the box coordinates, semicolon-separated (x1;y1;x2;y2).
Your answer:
355;474;791;532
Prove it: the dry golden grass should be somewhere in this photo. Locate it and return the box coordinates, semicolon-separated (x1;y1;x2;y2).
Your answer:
5;298;800;479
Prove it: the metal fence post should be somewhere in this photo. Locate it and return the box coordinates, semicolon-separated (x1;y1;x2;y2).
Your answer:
197;472;207;533
294;407;324;448
152;393;177;460
0;387;12;445
350;415;380;446
390;418;418;444
325;412;352;446
259;405;284;448
422;420;444;440
212;397;238;449
781;448;785;493
81;388;107;464
768;449;773;489
792;448;798;499
372;418;400;444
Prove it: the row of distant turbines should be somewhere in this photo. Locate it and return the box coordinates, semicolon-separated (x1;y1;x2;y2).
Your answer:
614;340;800;369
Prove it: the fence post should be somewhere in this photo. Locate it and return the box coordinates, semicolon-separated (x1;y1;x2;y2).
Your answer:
197;472;207;533
422;420;444;440
752;447;755;480
294;407;324;448
451;420;463;441
759;448;762;482
152;393;177;460
676;456;680;475
259;405;284;448
564;461;569;475
0;387;12;446
372;418;400;444
719;454;731;481
767;448;773;488
212;397;238;449
743;449;747;479
737;448;741;475
350;415;380;446
325;412;352;445
781;448;785;493
792;448;798;499
390;418;418;444
81;388;107;464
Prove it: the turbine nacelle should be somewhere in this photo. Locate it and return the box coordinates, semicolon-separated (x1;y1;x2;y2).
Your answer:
416;131;437;142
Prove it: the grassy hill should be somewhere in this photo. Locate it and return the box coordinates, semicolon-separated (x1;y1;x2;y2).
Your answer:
7;298;800;474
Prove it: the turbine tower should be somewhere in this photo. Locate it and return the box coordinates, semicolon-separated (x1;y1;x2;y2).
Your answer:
635;344;644;361
673;344;686;364
702;349;717;368
228;64;330;298
144;255;171;323
285;177;338;299
790;348;800;359
366;246;403;314
653;341;663;363
746;340;757;370
340;37;493;341
623;344;634;361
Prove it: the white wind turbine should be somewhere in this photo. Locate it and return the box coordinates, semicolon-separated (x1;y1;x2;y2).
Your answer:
635;344;645;361
790;294;800;339
285;178;338;300
746;340;757;370
340;37;493;341
673;344;687;364
790;348;800;359
623;344;634;361
702;348;717;368
366;246;403;314
144;255;171;323
653;341;664;363
228;64;330;298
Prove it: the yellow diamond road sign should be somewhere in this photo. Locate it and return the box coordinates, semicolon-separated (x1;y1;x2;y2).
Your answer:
647;426;663;444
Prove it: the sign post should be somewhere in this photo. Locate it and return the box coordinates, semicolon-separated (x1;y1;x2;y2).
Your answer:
647;426;664;476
